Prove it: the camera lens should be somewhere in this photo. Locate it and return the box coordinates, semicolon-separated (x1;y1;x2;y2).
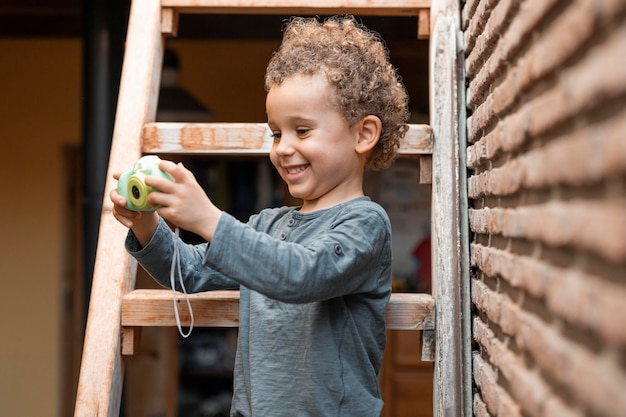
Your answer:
132;185;141;199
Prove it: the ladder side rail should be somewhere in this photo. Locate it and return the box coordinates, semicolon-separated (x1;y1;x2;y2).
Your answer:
429;0;466;415
73;0;165;415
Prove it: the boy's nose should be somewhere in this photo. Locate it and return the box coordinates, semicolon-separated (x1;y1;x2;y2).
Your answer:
273;135;296;156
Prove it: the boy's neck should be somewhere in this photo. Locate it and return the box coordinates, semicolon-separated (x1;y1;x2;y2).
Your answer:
299;190;365;213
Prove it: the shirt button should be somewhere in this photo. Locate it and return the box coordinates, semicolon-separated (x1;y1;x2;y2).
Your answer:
334;244;343;255
280;232;287;240
287;218;295;226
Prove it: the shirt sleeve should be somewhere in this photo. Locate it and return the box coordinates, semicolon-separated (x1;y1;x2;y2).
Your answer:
125;217;239;292
203;208;391;303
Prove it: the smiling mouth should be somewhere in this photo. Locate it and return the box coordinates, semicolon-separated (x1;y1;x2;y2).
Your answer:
285;164;309;175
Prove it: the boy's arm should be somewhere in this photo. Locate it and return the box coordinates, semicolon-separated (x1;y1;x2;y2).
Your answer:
126;217;240;292
205;207;391;303
126;208;159;248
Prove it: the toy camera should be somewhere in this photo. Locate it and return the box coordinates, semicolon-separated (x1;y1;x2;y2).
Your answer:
117;155;174;211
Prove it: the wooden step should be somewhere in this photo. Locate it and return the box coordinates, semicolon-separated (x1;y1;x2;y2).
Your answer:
160;0;431;40
142;122;433;156
162;0;430;17
122;289;435;330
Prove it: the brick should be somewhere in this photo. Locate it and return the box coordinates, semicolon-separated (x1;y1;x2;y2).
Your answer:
498;107;529;153
564;21;626;116
468;109;626;194
518;0;596;94
467;110;529;168
468;159;523;197
467;93;495;143
525;21;626;140
473;315;581;417
467;59;498;111
463;0;483;50
595;0;626;23
490;64;518;119
463;0;487;35
466;0;519;79
466;0;561;105
471;243;626;346
473;394;492;417
472;353;500;416
469;199;626;263
527;81;571;134
465;0;503;55
466;3;626;417
471;272;504;323
473;280;626;417
542;396;585;417
467;0;610;112
471;243;547;298
520;308;626;417
545;266;626;347
473;353;522;417
466;140;484;168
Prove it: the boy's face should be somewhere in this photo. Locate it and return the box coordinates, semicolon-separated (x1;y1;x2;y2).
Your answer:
267;73;366;213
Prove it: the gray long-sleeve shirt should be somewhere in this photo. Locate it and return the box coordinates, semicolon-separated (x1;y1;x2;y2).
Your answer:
126;196;392;417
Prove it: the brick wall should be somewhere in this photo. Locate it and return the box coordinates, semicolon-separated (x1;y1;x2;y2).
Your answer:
462;1;626;416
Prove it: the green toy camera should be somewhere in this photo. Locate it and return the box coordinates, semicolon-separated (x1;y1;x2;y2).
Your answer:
117;155;174;211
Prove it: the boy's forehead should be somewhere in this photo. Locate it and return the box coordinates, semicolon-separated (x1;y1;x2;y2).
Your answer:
270;72;333;95
268;73;332;97
266;74;340;120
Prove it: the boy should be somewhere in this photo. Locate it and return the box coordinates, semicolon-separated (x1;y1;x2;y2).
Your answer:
111;16;409;417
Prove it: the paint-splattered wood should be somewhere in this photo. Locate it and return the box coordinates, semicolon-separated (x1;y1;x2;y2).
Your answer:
142;122;433;156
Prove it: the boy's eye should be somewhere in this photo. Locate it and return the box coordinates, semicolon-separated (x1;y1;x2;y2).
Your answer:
271;132;282;141
296;128;310;136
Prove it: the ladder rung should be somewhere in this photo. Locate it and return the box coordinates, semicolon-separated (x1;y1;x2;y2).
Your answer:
122;289;435;330
143;122;432;156
162;0;430;16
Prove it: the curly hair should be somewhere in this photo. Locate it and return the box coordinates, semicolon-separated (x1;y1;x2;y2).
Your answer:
264;16;410;170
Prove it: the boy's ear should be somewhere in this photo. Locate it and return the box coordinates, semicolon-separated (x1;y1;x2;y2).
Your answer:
355;115;382;155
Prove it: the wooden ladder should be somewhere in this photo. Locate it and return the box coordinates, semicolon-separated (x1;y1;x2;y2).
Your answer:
74;0;466;416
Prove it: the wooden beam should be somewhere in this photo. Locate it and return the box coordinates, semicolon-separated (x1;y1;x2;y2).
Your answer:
120;290;435;352
161;0;430;16
142;122;432;156
385;292;436;330
121;327;142;356
418;8;430;39
73;0;165;415
430;11;466;417
123;290;241;327
421;329;436;361
419;155;433;184
161;8;179;36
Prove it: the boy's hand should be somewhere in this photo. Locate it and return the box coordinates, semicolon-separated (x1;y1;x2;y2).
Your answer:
110;173;159;247
146;161;222;242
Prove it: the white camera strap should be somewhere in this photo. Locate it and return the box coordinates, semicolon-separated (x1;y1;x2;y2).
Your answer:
170;227;194;338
